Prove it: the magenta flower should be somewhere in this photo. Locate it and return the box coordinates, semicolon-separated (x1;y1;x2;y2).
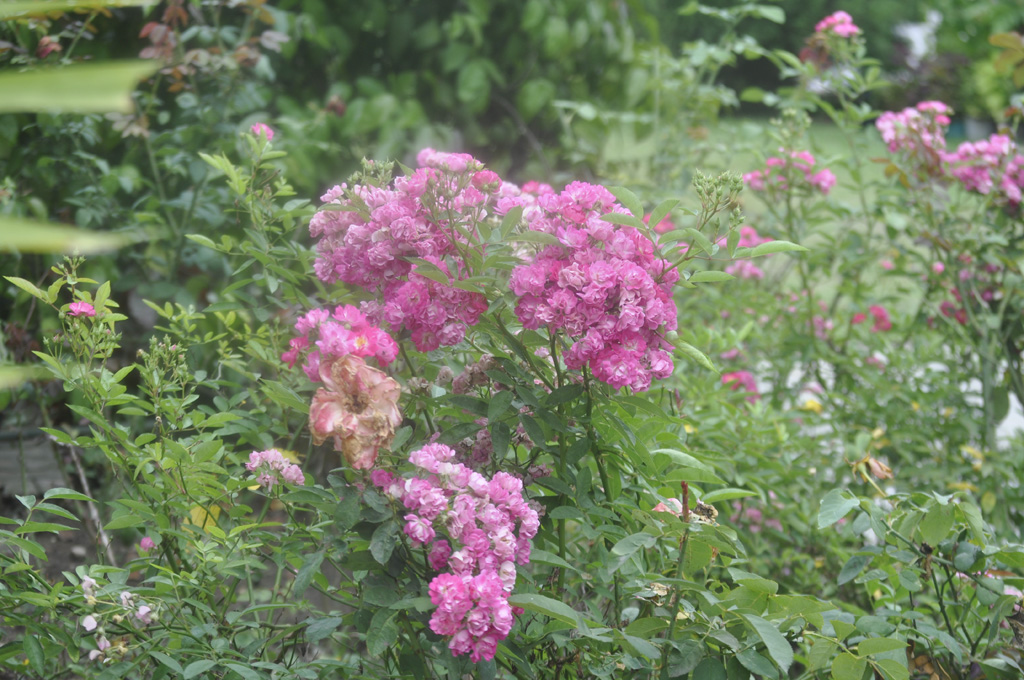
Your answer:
250;122;274;140
868;305;892;332
139;536;155;552
68;301;96;317
814;11;861;37
722;370;760;402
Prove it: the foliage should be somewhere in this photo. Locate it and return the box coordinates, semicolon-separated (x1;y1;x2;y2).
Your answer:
2;2;1024;680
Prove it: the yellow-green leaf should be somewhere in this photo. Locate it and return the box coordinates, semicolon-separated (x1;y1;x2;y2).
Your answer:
0;61;159;114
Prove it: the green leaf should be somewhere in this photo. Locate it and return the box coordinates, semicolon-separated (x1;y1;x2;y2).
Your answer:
457;59;491;112
688;270;735;283
487;390;515;421
611;532;657;557
529;548;579;572
673;340;718;373
1;218;131;254
23;636;44;675
831;652;867;680
874;659;910;680
223;662;261;680
305;616;343;643
149;651;182;674
293;550;325;596
0;365;51;389
919;504;954;546
838;554;872;585
857;638;907;656
683;227;715;257
43;487;94;502
742;614;792;673
0;0;152;18
184;660;218;679
749;240;807;257
103;514;145;531
0;61;159;114
600;211;645;229
701;488;755;503
608;186;644;219
508;593;582;627
736;648;778;679
692;657;726;680
818;489;860;529
751;5;785;23
366;608;400;656
647;198;680;232
652;448;714;472
370;521;399;565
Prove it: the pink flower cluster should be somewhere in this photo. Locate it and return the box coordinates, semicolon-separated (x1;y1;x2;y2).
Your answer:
372;443;539;662
722;370;759;402
743;151;836;195
500;181;679;392
245;449;305;490
308;149;497;351
852;305;892;332
282;304;398;382
814;11;861;38
876;101;951;163
944;134;1024;208
729;495;783;534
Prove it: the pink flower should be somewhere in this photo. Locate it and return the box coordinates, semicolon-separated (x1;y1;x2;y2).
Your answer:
139;536;155;552
83;615;97;632
68;301;96;317
852;312;867;324
135;605;153;625
932;262;945;274
244;449;306;489
722;371;759;402
250;122;274;140
868;305;892;332
653;498;683;516
80;575;97;597
814;11;861;37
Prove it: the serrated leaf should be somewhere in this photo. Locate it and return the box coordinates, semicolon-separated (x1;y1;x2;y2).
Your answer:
370;521;399;565
742;614;793;673
611;532;657;557
293;551;325;596
832;652;867;680
838;554;872;585
305;615;343;643
857;638;907;656
366;608;400;656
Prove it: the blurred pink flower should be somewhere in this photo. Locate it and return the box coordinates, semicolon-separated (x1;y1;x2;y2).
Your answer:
139;536;155;552
250;122;274;140
68;301;96;317
722;371;760;402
